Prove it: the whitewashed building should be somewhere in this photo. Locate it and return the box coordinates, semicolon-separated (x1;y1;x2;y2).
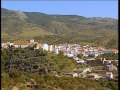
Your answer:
43;44;49;51
67;53;74;57
49;45;54;52
73;73;78;77
55;48;59;54
1;43;9;48
106;72;113;79
77;60;85;64
30;39;34;43
73;56;79;61
106;64;117;71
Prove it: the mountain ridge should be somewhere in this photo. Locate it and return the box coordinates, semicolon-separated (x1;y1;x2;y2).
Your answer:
1;8;118;19
1;8;118;49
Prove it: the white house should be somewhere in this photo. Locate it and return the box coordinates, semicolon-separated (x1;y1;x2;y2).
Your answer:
30;39;34;43
73;56;79;61
1;42;14;48
114;60;118;66
77;60;85;64
73;73;78;77
77;67;91;77
103;58;111;64
1;43;9;48
49;45;54;52
55;45;58;49
106;64;117;71
67;53;74;57
71;49;76;55
92;52;99;57
64;73;78;77
43;44;49;51
14;45;20;48
82;52;89;57
106;72;113;79
21;45;29;48
55;48;59;54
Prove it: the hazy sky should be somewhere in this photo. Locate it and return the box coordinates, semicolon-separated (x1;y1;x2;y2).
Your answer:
2;0;118;19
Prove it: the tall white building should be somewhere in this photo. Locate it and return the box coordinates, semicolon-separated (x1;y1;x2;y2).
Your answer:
30;39;34;43
55;47;59;54
54;45;59;54
43;44;49;51
49;45;54;52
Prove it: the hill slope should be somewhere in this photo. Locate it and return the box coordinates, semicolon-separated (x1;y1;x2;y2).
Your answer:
1;48;118;90
1;8;118;49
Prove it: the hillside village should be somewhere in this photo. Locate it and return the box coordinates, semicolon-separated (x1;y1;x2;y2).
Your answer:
1;39;118;80
1;5;118;90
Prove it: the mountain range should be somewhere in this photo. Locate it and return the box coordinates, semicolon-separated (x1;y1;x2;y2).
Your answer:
1;8;118;49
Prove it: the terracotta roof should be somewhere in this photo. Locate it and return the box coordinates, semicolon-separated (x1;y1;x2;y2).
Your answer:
13;41;29;45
